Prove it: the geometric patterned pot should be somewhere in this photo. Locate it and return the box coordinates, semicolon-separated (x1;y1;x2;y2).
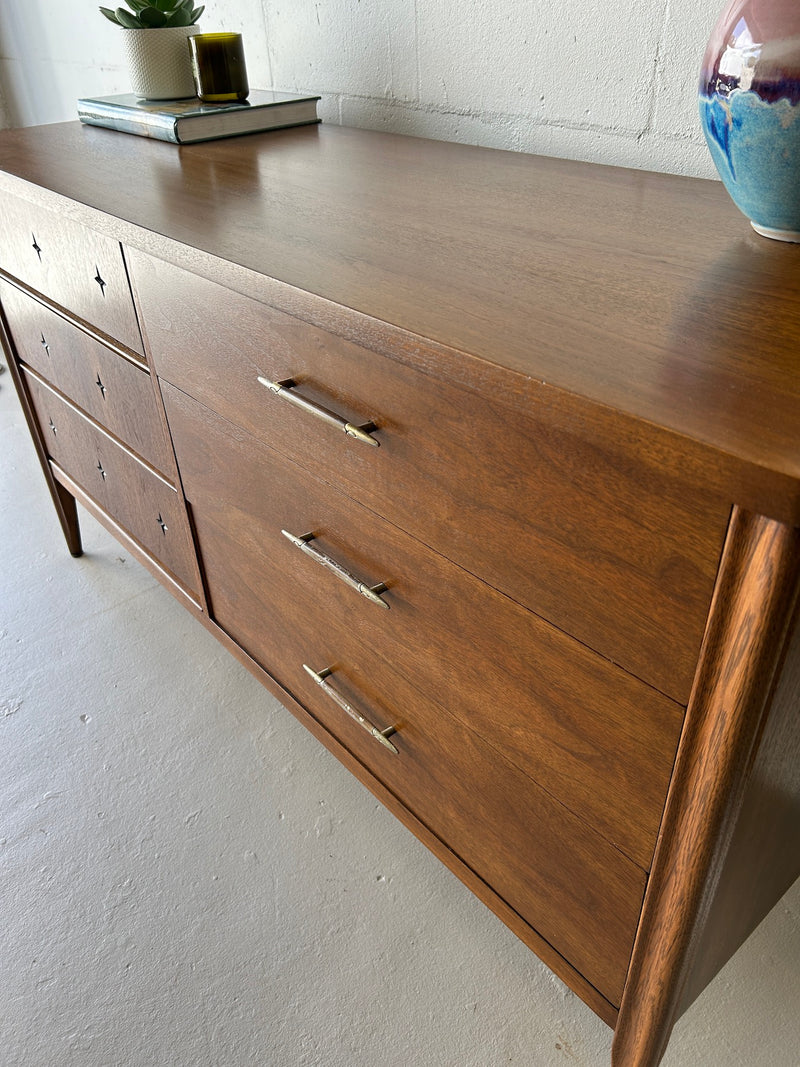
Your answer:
123;25;199;100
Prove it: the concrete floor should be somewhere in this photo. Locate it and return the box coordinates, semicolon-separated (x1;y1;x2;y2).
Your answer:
2;368;799;1067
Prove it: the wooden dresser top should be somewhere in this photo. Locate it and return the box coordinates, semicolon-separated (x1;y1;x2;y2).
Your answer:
1;120;798;513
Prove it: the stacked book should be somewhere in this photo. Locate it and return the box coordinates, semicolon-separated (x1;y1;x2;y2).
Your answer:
77;89;320;144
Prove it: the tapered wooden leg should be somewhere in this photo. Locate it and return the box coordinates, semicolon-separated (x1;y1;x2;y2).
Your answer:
52;477;83;557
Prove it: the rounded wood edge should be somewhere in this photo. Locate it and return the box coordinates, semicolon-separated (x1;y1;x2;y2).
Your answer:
612;506;800;1067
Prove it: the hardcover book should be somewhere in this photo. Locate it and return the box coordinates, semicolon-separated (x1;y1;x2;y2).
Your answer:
76;89;321;144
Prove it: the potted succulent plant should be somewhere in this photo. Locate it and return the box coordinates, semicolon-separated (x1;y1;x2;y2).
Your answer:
100;0;205;100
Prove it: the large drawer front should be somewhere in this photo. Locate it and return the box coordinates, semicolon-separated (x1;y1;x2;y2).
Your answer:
23;369;198;595
133;252;729;703
0;278;172;474
163;405;647;1008
223;552;645;1007
163;380;682;871
0;194;143;356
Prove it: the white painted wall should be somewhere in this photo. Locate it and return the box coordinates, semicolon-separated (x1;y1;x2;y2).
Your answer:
0;0;721;177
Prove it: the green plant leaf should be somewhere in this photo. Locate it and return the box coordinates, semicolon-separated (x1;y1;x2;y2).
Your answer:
167;0;192;22
115;7;143;27
166;0;200;26
138;7;167;26
103;0;203;28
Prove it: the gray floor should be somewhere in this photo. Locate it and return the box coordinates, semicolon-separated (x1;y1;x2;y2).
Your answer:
2;368;799;1067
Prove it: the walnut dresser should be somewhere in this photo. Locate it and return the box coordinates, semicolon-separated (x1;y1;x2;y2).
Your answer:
1;121;798;1067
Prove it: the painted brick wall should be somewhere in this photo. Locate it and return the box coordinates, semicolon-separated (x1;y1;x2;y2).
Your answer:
0;0;720;177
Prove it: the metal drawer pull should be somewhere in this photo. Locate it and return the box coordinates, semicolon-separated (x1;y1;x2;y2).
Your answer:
303;664;399;754
282;529;390;609
257;377;380;446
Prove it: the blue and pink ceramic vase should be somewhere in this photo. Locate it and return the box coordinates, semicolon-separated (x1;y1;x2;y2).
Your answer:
700;0;800;241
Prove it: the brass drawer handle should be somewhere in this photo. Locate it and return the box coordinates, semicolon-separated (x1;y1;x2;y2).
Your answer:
282;529;390;609
257;377;380;446
303;664;399;754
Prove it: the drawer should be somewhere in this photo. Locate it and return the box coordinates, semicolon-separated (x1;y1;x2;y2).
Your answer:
0;278;172;474
163;380;683;870
172;462;647;1008
23;369;199;596
260;588;644;1007
132;252;729;704
0;194;143;356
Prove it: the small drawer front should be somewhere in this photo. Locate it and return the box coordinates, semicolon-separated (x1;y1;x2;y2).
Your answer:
0;194;143;356
132;252;730;704
24;369;198;595
171;441;647;1008
163;380;683;871
0;278;172;474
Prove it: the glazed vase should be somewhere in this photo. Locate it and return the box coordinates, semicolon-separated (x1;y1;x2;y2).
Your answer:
123;25;199;100
699;0;800;241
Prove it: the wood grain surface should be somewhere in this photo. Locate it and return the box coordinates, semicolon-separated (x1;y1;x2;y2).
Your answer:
2;121;799;1066
162;378;685;870
136;254;730;703
0;276;171;474
678;593;800;1011
160;568;623;1028
0;306;83;557
0;189;144;355
0;122;798;520
161;385;647;1006
197;522;648;1007
612;508;800;1067
23;367;200;595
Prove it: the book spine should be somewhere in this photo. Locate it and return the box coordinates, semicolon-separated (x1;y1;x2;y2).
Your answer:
77;103;179;143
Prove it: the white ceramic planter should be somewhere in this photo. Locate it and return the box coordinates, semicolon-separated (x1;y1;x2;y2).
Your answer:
122;25;199;100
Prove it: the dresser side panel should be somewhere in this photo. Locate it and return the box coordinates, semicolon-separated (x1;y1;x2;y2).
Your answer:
612;508;800;1067
678;597;800;1010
